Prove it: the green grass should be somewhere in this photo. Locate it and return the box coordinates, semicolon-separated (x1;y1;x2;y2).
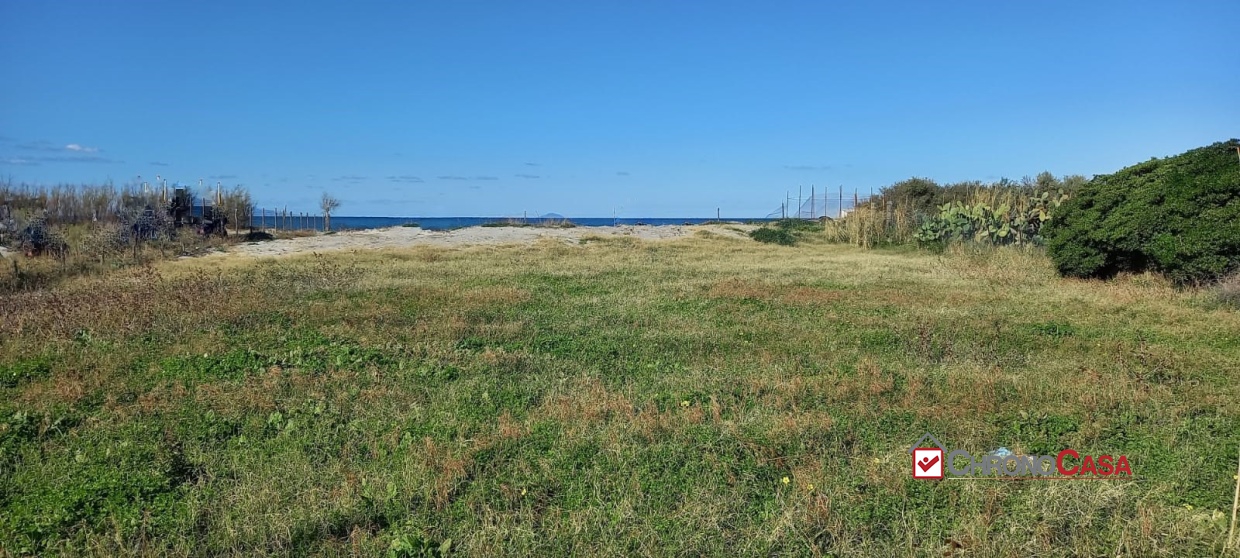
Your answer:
0;236;1237;556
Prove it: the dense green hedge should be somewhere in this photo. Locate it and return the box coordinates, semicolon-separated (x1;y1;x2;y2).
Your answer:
1044;140;1240;284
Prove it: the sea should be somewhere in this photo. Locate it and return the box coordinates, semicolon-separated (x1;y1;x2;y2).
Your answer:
250;216;776;231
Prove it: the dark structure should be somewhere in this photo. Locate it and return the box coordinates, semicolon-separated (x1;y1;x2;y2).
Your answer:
169;188;193;227
169;188;228;237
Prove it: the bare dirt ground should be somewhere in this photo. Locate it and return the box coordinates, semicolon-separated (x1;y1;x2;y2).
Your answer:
215;224;757;258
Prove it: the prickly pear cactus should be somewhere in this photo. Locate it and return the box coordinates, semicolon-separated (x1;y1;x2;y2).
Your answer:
915;190;1070;246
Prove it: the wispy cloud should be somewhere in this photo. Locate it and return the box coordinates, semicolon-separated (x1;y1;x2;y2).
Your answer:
17;140;61;151
332;175;366;182
437;175;500;181
30;154;120;164
20;140;101;154
209;174;238;180
150;161;170;167
0;157;39;166
386;175;424;183
13;140;117;163
616;171;630;176
784;165;834;171
525;162;540;167
515;174;540;179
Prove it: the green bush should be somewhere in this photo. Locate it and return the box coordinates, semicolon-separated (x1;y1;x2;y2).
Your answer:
749;227;797;246
1044;140;1240;284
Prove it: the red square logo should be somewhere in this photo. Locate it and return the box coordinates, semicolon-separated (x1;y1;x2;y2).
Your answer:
912;448;944;479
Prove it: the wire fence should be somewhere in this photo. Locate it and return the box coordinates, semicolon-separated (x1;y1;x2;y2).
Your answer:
766;188;877;220
251;207;328;231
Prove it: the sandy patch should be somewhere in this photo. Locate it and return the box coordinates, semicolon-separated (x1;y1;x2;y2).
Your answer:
213;224;756;258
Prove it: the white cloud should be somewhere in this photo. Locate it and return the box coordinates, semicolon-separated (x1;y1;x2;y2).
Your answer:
65;143;100;153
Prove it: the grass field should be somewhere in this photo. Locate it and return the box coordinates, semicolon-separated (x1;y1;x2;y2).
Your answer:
2;233;1238;556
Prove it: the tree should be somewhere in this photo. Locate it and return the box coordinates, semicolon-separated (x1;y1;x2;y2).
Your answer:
320;193;341;232
879;177;941;215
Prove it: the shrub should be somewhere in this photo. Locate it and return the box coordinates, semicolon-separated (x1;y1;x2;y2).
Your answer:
1043;140;1240;284
749;227;796;246
244;230;275;242
14;216;68;259
869;173;1087;225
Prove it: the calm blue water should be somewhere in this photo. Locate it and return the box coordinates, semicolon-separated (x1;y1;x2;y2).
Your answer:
248;215;775;231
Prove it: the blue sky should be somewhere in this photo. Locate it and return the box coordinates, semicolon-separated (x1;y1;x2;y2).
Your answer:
1;1;1237;217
